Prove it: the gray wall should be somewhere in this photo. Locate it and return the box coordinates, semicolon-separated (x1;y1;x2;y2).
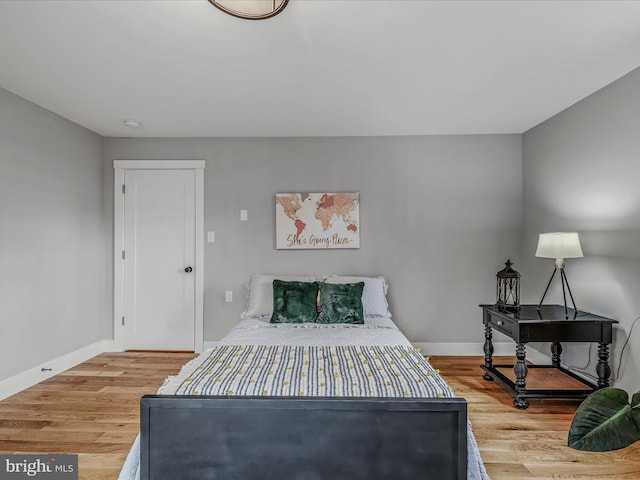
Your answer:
522;66;640;392
0;87;107;381
5;61;638;393
105;135;523;344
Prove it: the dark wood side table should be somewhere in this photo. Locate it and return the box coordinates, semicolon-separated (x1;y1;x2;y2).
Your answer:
480;304;618;409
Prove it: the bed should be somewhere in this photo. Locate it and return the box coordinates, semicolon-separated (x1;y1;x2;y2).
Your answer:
119;275;489;480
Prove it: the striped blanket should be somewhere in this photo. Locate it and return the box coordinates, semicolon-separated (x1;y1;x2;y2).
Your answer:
168;344;454;399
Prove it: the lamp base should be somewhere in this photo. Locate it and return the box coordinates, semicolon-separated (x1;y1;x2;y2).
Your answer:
537;266;577;319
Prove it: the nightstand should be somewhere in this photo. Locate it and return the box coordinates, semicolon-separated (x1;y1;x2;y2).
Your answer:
480;304;618;409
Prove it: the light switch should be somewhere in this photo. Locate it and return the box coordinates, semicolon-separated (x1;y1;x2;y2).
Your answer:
225;291;233;302
207;231;215;243
240;210;248;221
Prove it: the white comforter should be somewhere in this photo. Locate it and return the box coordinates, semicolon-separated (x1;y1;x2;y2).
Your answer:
217;316;413;346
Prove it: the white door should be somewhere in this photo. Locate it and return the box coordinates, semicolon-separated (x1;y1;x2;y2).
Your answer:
122;168;196;351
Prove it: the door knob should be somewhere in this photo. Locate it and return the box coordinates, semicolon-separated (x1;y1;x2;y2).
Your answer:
184;266;193;273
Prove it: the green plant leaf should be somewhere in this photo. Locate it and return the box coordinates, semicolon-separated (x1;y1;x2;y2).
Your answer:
568;388;640;451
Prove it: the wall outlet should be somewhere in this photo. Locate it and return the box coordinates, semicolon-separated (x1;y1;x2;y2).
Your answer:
207;231;215;243
240;210;248;221
225;291;233;302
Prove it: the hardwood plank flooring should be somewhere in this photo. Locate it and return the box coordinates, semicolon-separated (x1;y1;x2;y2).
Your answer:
0;352;196;479
429;355;640;480
0;353;638;479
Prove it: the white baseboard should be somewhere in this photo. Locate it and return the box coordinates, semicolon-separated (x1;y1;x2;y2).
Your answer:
0;339;115;401
412;342;551;365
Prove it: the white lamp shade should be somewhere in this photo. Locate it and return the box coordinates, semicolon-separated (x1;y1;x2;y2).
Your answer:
535;232;584;259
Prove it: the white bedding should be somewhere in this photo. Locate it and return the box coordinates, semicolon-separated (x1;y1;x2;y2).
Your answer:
119;317;490;480
217;316;412;347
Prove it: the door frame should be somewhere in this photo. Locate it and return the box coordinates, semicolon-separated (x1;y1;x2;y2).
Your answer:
113;160;205;353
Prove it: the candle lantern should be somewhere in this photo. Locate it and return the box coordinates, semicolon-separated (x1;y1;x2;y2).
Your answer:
496;259;520;311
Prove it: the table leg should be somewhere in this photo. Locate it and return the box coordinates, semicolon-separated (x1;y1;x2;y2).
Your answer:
513;342;529;409
483;322;494;381
596;343;612;388
550;342;562;368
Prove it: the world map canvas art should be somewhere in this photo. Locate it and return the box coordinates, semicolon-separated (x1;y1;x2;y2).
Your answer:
275;193;360;249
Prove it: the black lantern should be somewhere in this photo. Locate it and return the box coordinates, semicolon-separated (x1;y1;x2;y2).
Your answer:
496;259;520;311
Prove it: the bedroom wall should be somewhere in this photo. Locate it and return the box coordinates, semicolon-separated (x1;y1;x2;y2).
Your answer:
104;134;523;348
522;66;640;392
0;87;107;382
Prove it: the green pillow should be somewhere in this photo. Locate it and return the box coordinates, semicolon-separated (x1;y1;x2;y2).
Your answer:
317;282;365;324
270;280;319;323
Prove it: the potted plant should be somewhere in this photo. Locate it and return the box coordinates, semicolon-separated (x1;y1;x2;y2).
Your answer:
568;387;640;451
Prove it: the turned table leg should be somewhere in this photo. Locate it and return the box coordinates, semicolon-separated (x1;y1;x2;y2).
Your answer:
596;343;612;388
550;341;563;368
513;342;529;409
483;321;494;381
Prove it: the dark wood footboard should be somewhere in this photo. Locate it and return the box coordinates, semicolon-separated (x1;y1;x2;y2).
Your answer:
140;395;467;480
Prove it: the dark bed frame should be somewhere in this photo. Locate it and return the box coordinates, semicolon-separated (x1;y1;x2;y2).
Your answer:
140;395;468;480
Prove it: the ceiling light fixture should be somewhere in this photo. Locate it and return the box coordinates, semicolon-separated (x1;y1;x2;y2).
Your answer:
123;119;142;128
208;0;289;20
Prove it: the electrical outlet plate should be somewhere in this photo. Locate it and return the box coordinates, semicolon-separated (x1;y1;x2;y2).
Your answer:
225;291;233;302
207;231;215;242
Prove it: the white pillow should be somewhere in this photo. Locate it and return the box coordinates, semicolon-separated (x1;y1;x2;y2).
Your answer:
242;274;316;318
322;275;391;317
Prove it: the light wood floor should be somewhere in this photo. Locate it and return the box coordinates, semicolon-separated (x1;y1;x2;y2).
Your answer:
0;352;196;479
0;353;638;479
428;356;640;480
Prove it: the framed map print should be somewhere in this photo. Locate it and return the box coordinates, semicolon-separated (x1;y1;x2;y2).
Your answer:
275;193;360;249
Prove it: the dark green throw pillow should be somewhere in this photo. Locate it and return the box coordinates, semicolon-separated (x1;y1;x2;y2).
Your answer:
317;282;365;324
270;280;319;324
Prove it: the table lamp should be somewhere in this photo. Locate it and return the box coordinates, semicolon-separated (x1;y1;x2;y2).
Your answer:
535;232;583;317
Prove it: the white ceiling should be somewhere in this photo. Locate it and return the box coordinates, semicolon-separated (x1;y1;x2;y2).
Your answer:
0;0;639;138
